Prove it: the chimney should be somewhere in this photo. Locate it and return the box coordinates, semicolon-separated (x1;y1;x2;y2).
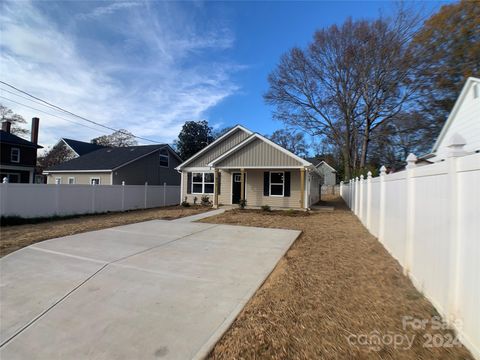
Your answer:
1;121;11;133
31;117;39;144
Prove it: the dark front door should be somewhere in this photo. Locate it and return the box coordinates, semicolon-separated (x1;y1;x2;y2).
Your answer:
231;172;245;204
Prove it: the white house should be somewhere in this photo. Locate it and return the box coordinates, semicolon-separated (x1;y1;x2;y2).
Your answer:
425;77;480;162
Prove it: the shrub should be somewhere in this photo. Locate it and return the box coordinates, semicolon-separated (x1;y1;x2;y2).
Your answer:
193;196;198;205
238;199;247;209
181;196;190;207
261;205;271;212
201;195;211;206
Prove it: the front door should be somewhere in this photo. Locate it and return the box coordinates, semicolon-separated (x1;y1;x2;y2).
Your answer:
231;172;246;204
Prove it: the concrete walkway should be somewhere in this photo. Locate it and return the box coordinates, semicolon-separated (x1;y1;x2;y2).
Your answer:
0;210;300;360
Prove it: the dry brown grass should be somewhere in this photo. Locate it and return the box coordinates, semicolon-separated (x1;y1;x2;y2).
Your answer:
0;206;208;257
201;197;473;360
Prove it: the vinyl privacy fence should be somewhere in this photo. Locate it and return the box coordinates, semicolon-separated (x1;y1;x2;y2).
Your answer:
0;183;180;218
340;151;480;359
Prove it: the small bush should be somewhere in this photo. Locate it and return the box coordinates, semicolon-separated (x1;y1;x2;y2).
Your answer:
261;205;271;212
193;196;198;205
201;195;211;206
181;196;190;207
238;199;247;209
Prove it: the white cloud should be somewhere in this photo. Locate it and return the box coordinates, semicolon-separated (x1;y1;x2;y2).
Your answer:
0;0;241;150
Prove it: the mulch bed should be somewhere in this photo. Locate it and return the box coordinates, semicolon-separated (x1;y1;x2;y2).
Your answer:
0;206;209;257
200;197;473;360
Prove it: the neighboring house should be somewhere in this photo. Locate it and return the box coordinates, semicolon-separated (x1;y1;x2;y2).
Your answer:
0;118;42;183
43;145;181;185
305;158;337;185
55;138;105;160
176;125;322;209
422;77;480;162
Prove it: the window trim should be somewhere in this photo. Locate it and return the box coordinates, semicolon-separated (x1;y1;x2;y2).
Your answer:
159;150;169;168
10;148;20;163
90;177;100;185
191;172;214;194
269;171;284;197
55;177;62;184
68;177;75;184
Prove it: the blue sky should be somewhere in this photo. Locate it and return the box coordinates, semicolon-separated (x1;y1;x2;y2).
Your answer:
0;0;447;149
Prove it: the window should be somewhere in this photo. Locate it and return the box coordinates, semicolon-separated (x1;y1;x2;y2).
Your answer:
90;178;100;185
55;177;62;184
234;174;241;182
159;150;169;167
11;148;20;163
192;172;214;194
270;171;284;196
68;177;75;184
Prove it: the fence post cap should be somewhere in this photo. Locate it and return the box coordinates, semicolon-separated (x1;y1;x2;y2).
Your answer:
122;181;125;186
367;171;372;178
447;133;467;157
360;174;364;180
380;165;387;175
355;176;359;181
406;153;417;169
2;177;8;183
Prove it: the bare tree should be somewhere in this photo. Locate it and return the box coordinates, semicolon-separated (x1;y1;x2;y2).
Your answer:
91;129;137;147
37;142;76;170
265;19;363;180
268;129;308;157
0;104;29;137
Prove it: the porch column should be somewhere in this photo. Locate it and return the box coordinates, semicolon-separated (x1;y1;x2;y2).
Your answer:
214;169;219;207
240;168;245;202
300;168;305;209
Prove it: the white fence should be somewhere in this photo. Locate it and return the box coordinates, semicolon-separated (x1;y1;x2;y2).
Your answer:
0;183;181;218
340;150;480;359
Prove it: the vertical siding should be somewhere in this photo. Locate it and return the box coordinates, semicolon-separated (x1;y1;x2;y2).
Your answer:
245;169;302;208
216;139;303;167
188;129;250;167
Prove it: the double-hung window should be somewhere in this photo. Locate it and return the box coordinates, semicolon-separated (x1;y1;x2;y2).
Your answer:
159;150;169;167
11;148;20;163
192;172;214;194
270;171;284;196
90;178;100;185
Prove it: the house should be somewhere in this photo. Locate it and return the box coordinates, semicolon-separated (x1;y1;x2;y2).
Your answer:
0;118;42;183
176;125;322;209
305;158;337;185
43;144;181;185
54;138;105;160
422;77;480;162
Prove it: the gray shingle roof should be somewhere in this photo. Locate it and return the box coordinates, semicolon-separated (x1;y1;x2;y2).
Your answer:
46;144;167;171
0;130;43;148
62;138;105;156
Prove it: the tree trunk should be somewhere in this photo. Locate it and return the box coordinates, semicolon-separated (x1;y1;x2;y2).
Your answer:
359;125;370;171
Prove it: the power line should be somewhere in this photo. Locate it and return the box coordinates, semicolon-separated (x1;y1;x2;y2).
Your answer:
0;80;160;144
0;96;111;134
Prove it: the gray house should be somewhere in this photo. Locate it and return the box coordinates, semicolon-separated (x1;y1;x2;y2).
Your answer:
176;125;322;209
44;144;181;185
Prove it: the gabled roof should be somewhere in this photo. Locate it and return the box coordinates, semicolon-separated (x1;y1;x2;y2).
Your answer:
61;138;105;156
316;161;337;172
207;132;312;167
176;125;253;170
431;77;480;153
0;130;43;149
44;144;169;172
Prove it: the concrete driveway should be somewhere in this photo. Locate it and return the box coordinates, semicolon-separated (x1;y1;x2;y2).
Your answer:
0;212;300;359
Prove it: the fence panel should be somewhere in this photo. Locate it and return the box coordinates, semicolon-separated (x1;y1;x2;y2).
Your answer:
340;151;480;359
0;183;180;218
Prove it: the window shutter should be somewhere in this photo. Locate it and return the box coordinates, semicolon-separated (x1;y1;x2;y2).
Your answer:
284;171;291;197
187;172;192;194
218;172;221;195
264;172;269;196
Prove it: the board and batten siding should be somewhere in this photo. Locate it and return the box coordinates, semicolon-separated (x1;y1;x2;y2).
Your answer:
216;138;303;168
46;172;111;185
181;170;231;205
181;169;303;208
187;129;250;167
